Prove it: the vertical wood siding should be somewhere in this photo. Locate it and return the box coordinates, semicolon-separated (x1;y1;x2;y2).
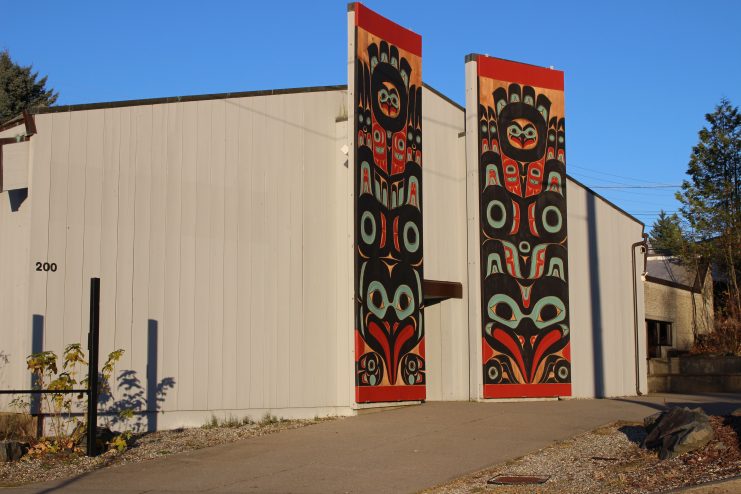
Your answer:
421;90;470;401
15;90;352;425
0;125;32;404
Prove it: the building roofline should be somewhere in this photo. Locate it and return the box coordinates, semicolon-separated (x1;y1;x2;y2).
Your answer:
1;81;463;124
566;174;644;227
645;275;699;293
22;84;348;116
1;81;641;228
422;83;464;112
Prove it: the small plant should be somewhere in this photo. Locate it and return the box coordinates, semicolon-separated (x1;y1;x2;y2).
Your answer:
259;412;281;426
202;415;220;429
10;344;126;455
202;414;254;429
108;430;132;452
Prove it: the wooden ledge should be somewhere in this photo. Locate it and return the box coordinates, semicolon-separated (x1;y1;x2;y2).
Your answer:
423;280;463;307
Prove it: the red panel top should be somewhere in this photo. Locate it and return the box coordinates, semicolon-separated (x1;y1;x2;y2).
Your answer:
351;2;422;57
476;55;563;91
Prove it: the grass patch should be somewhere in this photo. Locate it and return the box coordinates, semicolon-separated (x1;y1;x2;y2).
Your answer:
202;414;255;429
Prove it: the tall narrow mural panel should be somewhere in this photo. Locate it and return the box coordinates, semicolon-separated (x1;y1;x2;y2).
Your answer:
350;3;425;403
473;56;571;398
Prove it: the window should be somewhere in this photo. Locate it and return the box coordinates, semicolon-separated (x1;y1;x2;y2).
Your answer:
646;319;673;358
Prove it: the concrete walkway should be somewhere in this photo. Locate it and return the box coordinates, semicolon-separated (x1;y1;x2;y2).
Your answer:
7;393;741;494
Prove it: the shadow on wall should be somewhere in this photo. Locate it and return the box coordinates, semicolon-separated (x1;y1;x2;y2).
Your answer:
8;188;28;212
30;315;174;433
587;192;606;397
100;320;175;432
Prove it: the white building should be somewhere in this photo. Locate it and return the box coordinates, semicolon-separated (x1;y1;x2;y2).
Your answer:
0;82;648;430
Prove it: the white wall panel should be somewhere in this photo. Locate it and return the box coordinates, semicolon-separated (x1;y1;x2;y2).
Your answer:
0;124;32;405
421;88;469;401
1;141;29;191
567;179;646;398
1;85;648;426
6;89;355;428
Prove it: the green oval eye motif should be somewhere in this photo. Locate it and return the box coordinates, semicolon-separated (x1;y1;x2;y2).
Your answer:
481;123;488;134
367;281;390;319
524;128;537;139
415;135;421;144
393;285;415;321
359;114;364;123
532;296;566;329
366;116;371;126
408;131;413;141
558;136;564;144
490;121;497;134
486;200;507;229
549;134;555;142
487;294;522;329
403;221;420;253
542;205;563;234
361;211;376;245
508;124;522;137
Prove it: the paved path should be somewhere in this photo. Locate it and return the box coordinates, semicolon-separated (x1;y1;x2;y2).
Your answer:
7;393;741;494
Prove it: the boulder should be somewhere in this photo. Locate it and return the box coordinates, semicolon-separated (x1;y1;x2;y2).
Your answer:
641;407;715;460
643;411;664;432
0;440;25;462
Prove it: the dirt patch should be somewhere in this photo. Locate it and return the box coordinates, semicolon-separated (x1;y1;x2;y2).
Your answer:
0;416;337;487
424;415;741;494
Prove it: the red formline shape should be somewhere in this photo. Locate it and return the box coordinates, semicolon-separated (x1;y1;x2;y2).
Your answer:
356;385;426;403
477;55;564;91
353;2;422;57
483;383;571;399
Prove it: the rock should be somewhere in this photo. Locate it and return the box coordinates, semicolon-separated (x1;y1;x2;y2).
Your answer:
641;407;715;460
643;411;664;433
0;440;25;462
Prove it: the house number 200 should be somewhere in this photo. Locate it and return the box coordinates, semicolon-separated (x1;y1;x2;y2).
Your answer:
35;262;57;272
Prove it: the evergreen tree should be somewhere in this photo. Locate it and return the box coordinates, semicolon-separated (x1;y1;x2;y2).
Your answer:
0;50;58;122
649;210;684;255
677;98;741;313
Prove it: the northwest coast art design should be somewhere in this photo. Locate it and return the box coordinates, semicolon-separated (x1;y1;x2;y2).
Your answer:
353;5;424;403
476;58;571;398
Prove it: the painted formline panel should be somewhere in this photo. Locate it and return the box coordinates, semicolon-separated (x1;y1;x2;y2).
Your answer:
351;3;425;402
471;56;571;398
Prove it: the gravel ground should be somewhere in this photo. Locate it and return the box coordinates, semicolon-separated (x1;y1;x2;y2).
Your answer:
0;416;337;487
424;415;741;494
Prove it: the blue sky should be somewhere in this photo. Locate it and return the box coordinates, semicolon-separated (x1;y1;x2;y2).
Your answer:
4;1;740;229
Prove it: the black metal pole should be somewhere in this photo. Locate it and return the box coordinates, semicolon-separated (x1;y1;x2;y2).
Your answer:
86;278;100;457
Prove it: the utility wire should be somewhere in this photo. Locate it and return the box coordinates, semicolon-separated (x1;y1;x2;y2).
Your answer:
568;163;664;184
588;184;681;189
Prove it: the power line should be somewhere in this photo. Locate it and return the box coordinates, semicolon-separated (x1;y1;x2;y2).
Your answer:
569;163;665;185
588;185;681;189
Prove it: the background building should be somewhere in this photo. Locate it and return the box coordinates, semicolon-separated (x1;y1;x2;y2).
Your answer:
644;252;714;357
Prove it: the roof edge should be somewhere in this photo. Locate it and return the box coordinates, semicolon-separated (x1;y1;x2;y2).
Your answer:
27;84;348;116
422;83;464;112
566;174;645;227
